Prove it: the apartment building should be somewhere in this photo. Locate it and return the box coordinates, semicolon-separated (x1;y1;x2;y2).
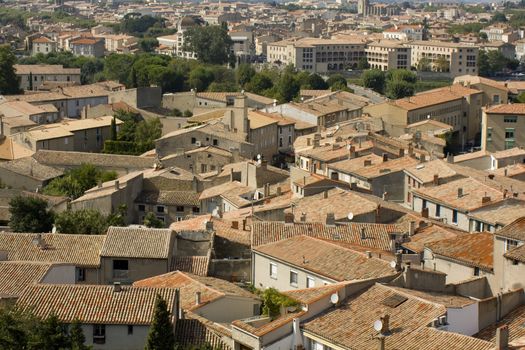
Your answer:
70;37;105;58
98;34;138;53
229;30;255;60
480;24;519;43
383;24;424;41
365;40;411;71
481;104;525;152
408;41;479;76
14;64;81;91
267;37;367;73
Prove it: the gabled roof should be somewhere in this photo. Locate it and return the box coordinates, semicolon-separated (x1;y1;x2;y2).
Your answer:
133;271;257;311
32;150;155;170
17;284;177;325
495;217;525;241
0;261;53;298
485;103;525;115
254;235;396;282
402;224;466;254
404;159;459;184
392;84;481;111
302;284;447;350
476;304;525;345
0;232;104;267
425;232;493;271
101;226;173;259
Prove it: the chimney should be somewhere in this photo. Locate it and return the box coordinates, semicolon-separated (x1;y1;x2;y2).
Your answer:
231;221;239;229
229;168;234;182
421;207;429;218
307;138;311;146
380;315;390;334
395;252;402;271
420;154;426;163
382;153;388;162
205;220;214;231
399;148;405;157
447;153;454;163
113;282;121;292
300;212;307;222
313;139;320;148
326;212;335;226
457;188;463;198
360;227;366;239
433;174;439;186
114;180;120;190
364;159;372;167
482;195;491;204
323;190;328;199
366;251;372;258
496;325;509;350
349;145;356;159
408;221;415;236
174;288;181;321
195;291;201;305
97;180;102;188
408;142;414;156
504;168;508;177
488;174;495;180
277;186;282;196
284;212;294;224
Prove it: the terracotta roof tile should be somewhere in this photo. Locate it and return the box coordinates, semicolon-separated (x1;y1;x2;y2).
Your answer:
0;261;53;297
16;284;177;325
171;256;209;276
101;226;173;259
477;304;525;343
486;103;525;115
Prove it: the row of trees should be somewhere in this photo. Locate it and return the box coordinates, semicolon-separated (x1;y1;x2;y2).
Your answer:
362;69;417;99
478;50;520;77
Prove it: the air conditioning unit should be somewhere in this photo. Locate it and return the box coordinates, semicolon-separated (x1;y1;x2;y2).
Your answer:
195;141;201;146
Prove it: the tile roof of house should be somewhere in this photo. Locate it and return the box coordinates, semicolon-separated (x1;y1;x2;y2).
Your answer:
350;156;419;180
135;190;200;206
32;150;155;170
298;141;374;163
503;244;525;262
495;217;525;240
492;163;525;178
402;224;466;253
412;177;504;212
16;284;177;325
486;103;525;115
302;283;447;350
101;226;173;259
404;159;459;184
199;181;252;201
170;215;251;246
133;271;256;311
387;286;475;308
425;232;493;271
14;64;80;75
25;125;73;141
392;84;481;111
328;153;383;174
286;188;378;222
252;221;405;251
0;137;34;161
469;199;525;227
33;37;55;43
492;147;525;159
402;327;493;350
0;233;104;267
477;304;525;344
174;316;233;350
247;110;279;129
0;261;53;297
171;256;210;276
454;74;509;91
283;282;349;305
254;235;396;281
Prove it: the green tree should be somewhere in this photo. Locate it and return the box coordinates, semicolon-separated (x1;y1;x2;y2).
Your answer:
54;209;109;235
28;314;69;350
143;212;165;228
261;288;299;318
517;92;525;103
120;13;165;36
433;56;450;72
110;116;117;141
0;45;21;95
479;32;488;41
362;69;385;94
0;308;31;350
69;319;89;350
188;66;215;92
9;196;54;233
386;69;417;84
304;73;328;90
145;294;175;350
385;79;415;99
357;57;370;70
246;72;274;94
491;12;508;23
139;38;159;53
276;67;300;103
42;164;118;199
478;50;491;76
326;74;348;90
103;53;135;85
416;57;432;71
236;63;256;88
183;25;233;65
135;118;163;146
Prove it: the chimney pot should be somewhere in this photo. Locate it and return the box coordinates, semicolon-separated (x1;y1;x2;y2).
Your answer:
496;325;509;350
326;212;335;226
366;251;372;258
382;153;388;162
231;221;239;229
195;291;201;305
433;174;439;186
113;282;121;292
114;180;120;190
323;190;328;199
284;212;294;224
360;227;366;239
205;220;214;231
457;188;463;198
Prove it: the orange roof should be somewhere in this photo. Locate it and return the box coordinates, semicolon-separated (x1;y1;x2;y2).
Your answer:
485;103;525;115
393;84;481;111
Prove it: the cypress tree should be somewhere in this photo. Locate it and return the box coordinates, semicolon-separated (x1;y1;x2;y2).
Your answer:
145;294;175;350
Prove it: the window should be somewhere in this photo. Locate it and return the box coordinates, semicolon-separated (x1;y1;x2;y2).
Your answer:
452;210;458;224
474;267;480;276
176;206;184;212
191;137;196;144
505;128;515;140
487;127;492;142
113;260;129;279
128;325;133;335
138;204;145;212
76;267;85;282
192;206;200;213
290;271;298;287
93;324;106;344
306;276;315;288
435;204;441;217
506;239;519;252
156;206;165;213
279;138;283;147
213;139;218;146
504;116;517;123
269;263;277;279
505;140;516;150
422;199;427;209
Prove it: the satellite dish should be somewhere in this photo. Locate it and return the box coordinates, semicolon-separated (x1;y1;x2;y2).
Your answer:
373;319;383;332
346;144;351;151
330;293;339;305
347;212;354;221
51;225;57;234
257;154;262;160
390;260;397;269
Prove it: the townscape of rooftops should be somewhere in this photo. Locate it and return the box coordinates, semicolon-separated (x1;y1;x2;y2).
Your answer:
4;0;525;349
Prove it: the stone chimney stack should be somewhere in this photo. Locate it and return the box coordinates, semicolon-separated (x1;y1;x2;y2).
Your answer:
496;325;509;350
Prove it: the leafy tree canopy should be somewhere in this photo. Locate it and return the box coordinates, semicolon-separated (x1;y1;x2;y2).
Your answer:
9;196;54;233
